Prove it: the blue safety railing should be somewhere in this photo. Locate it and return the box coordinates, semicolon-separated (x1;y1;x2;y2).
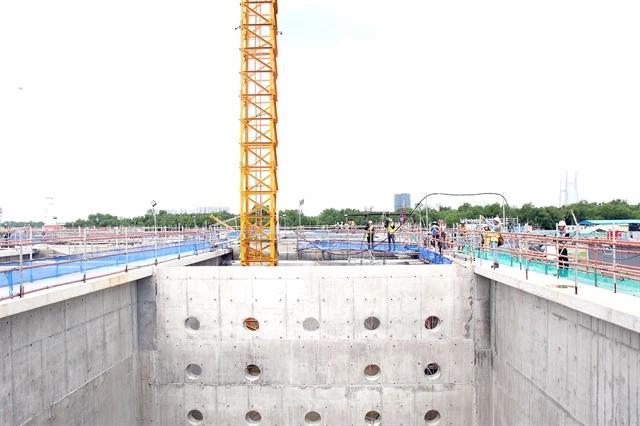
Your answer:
0;237;229;298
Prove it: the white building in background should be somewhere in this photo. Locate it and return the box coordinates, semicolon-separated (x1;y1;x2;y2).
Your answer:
44;197;57;225
166;206;230;215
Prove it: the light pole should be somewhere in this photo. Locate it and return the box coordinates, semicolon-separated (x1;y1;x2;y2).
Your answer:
151;200;158;265
282;213;287;240
344;213;350;260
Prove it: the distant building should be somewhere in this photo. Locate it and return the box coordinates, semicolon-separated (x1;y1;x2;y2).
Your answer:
44;197;57;226
167;206;230;215
394;193;411;211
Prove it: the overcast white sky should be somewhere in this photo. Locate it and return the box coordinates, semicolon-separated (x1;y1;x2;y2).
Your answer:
1;0;638;222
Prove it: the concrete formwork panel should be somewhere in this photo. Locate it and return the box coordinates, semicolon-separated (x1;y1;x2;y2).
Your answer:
0;282;138;426
491;281;640;426
149;264;477;425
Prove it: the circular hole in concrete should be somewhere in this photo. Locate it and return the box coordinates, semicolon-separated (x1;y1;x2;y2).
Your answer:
187;409;203;425
364;410;381;425
305;410;322;424
186;364;202;380
185;317;200;332
424;410;441;424
424;363;441;379
245;364;261;380
424;316;440;330
364;364;381;380
245;410;262;424
303;317;320;331
244;317;260;331
364;316;380;330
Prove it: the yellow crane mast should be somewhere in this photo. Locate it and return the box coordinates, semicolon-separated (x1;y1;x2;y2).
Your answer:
238;0;280;266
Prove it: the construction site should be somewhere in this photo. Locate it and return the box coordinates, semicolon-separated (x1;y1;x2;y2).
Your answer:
1;1;640;425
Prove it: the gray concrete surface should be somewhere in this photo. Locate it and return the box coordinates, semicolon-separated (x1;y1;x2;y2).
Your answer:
490;279;640;425
0;250;231;426
1;248;639;426
0;282;138;425
473;257;640;426
144;264;479;425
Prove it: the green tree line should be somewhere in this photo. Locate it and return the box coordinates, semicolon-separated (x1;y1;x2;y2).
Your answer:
56;199;640;230
63;210;240;229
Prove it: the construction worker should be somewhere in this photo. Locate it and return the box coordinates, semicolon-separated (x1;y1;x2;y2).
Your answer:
0;225;7;243
430;221;439;249
364;220;375;250
557;220;570;277
456;220;467;252
437;226;446;255
386;218;396;250
480;215;501;268
479;224;490;244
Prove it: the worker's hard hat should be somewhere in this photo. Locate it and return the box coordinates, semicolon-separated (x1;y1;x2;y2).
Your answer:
558;220;566;227
493;216;500;223
368;220;373;223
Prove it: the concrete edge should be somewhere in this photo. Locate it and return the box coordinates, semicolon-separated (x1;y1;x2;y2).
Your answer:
0;250;226;319
473;263;640;335
161;249;230;267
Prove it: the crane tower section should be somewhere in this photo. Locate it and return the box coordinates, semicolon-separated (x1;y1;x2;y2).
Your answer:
239;0;280;266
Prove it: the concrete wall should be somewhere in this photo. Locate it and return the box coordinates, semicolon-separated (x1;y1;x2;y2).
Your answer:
144;264;480;425
0;249;230;426
490;279;640;426
0;282;138;426
5;247;637;425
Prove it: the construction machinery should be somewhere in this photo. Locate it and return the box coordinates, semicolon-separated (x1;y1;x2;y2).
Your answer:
238;0;280;266
209;214;234;230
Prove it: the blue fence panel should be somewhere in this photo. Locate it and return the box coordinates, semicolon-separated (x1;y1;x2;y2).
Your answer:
418;247;452;264
1;237;227;293
297;240;423;254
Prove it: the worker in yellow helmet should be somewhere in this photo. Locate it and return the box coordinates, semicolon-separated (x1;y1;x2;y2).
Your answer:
364;220;375;250
480;215;501;268
386;218;396;250
557;220;570;277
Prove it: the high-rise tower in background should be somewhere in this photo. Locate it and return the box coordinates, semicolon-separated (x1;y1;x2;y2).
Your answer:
559;171;579;207
394;193;411;211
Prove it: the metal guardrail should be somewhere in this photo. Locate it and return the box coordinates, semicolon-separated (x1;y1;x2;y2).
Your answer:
0;229;233;301
285;226;640;297
426;230;640;297
4;225;638;299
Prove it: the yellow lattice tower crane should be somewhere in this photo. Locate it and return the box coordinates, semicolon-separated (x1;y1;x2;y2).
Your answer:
239;0;280;266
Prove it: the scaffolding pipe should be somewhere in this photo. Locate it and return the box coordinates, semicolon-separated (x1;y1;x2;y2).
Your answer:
19;232;23;297
82;228;87;282
613;223;617;293
574;237;578;295
125;228;129;272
